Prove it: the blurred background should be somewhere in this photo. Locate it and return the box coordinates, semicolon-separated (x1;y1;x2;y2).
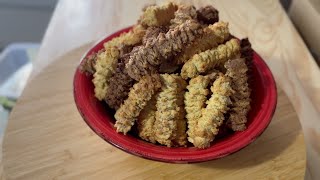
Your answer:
0;0;319;137
0;0;57;49
0;0;57;139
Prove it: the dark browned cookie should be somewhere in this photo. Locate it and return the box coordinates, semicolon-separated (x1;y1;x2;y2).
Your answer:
197;5;219;24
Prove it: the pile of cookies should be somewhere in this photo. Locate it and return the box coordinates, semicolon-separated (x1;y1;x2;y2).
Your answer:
80;3;252;148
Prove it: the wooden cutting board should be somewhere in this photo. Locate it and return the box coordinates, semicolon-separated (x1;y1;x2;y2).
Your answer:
2;44;305;179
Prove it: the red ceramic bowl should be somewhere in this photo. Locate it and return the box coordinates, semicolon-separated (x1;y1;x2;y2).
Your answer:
74;27;277;163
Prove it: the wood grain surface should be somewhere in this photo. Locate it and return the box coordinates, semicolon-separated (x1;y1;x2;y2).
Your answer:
3;0;320;179
3;44;306;179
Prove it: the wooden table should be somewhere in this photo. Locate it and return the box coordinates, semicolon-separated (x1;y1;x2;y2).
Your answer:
3;0;320;179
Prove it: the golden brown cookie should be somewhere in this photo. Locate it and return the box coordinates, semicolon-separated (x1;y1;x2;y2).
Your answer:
181;38;241;79
153;74;187;147
140;2;178;27
114;74;161;134
191;75;234;148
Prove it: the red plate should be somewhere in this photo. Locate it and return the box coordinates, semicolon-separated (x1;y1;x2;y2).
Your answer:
73;27;277;163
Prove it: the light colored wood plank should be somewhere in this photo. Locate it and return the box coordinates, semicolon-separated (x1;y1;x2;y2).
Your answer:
3;44;305;179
